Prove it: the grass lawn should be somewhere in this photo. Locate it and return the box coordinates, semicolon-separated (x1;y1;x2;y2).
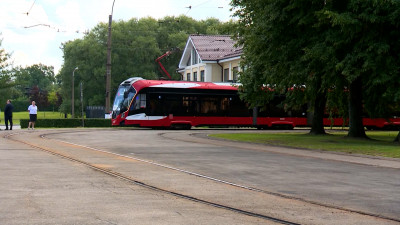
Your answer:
210;131;400;158
0;111;70;125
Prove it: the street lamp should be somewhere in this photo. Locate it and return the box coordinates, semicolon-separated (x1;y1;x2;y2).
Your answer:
72;66;78;118
80;82;84;127
105;0;116;116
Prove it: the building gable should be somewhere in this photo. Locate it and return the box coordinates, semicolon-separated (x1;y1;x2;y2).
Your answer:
178;38;196;68
179;35;242;68
177;34;242;83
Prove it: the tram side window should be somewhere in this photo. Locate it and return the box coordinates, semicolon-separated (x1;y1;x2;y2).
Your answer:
147;93;185;116
220;97;230;116
289;104;307;117
200;97;218;115
201;95;235;116
229;95;251;117
145;91;251;117
264;95;286;117
394;110;400;118
261;95;307;117
129;93;146;115
164;94;183;115
147;94;164;116
183;96;200;115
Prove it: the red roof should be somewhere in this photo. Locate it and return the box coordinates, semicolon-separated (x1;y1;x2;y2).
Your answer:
190;35;242;61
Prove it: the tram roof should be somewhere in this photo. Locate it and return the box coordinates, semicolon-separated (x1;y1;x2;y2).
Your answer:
128;79;239;91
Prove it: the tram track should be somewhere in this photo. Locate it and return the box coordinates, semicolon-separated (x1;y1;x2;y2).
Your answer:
3;129;400;224
41;131;400;223
157;131;400;223
3;131;298;225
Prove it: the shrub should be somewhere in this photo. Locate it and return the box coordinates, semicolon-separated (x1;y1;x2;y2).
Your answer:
20;119;111;128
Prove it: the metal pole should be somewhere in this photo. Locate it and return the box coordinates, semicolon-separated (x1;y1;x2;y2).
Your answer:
72;67;78;118
105;0;116;117
81;82;84;127
72;70;74;118
105;14;112;116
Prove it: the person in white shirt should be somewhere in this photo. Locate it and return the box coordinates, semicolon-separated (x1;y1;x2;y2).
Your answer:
27;101;38;130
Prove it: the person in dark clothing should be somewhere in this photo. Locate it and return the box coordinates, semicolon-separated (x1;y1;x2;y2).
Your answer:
4;100;13;130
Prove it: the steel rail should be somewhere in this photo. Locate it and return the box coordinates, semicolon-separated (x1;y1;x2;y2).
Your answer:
4;132;299;225
5;130;400;223
41;130;400;223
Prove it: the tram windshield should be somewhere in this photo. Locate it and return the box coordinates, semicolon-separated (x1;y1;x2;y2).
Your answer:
112;86;136;116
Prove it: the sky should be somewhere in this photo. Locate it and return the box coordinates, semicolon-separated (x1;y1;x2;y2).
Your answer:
0;0;234;73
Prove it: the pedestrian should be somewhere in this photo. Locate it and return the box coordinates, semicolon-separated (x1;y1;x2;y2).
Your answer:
27;100;38;130
4;99;13;130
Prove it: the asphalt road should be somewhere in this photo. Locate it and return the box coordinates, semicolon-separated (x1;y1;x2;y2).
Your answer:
47;129;400;220
1;130;268;225
2;128;400;224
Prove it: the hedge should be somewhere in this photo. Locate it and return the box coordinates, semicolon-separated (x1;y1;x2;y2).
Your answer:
20;119;112;128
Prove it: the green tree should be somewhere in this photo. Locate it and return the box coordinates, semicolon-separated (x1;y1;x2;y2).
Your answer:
317;0;400;138
29;85;49;109
0;38;11;75
58;16;235;115
58;17;161;115
12;64;56;98
232;0;400;138
48;89;63;112
232;0;333;135
0;37;14;105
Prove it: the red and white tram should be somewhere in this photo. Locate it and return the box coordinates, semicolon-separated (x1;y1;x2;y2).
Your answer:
111;77;400;129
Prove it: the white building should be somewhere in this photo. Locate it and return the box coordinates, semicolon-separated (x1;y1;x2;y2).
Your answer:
177;35;242;83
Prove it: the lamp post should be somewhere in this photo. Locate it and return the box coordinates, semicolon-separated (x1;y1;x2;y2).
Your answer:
80;81;84;127
105;0;116;116
72;67;78;118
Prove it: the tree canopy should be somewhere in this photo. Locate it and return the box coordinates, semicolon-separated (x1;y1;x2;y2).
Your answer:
1;36;58;110
0;37;14;105
232;0;400;138
58;15;235;115
1;64;57;111
13;64;56;92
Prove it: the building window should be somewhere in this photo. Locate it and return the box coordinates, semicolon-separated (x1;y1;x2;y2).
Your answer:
192;49;198;65
200;70;205;82
193;72;198;81
187;73;191;81
233;67;239;82
223;68;229;82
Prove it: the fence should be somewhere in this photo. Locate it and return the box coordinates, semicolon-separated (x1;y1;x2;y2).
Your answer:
86;106;105;118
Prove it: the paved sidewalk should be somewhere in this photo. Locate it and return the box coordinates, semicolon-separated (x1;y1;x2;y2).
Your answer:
0;131;267;225
0;125;21;130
